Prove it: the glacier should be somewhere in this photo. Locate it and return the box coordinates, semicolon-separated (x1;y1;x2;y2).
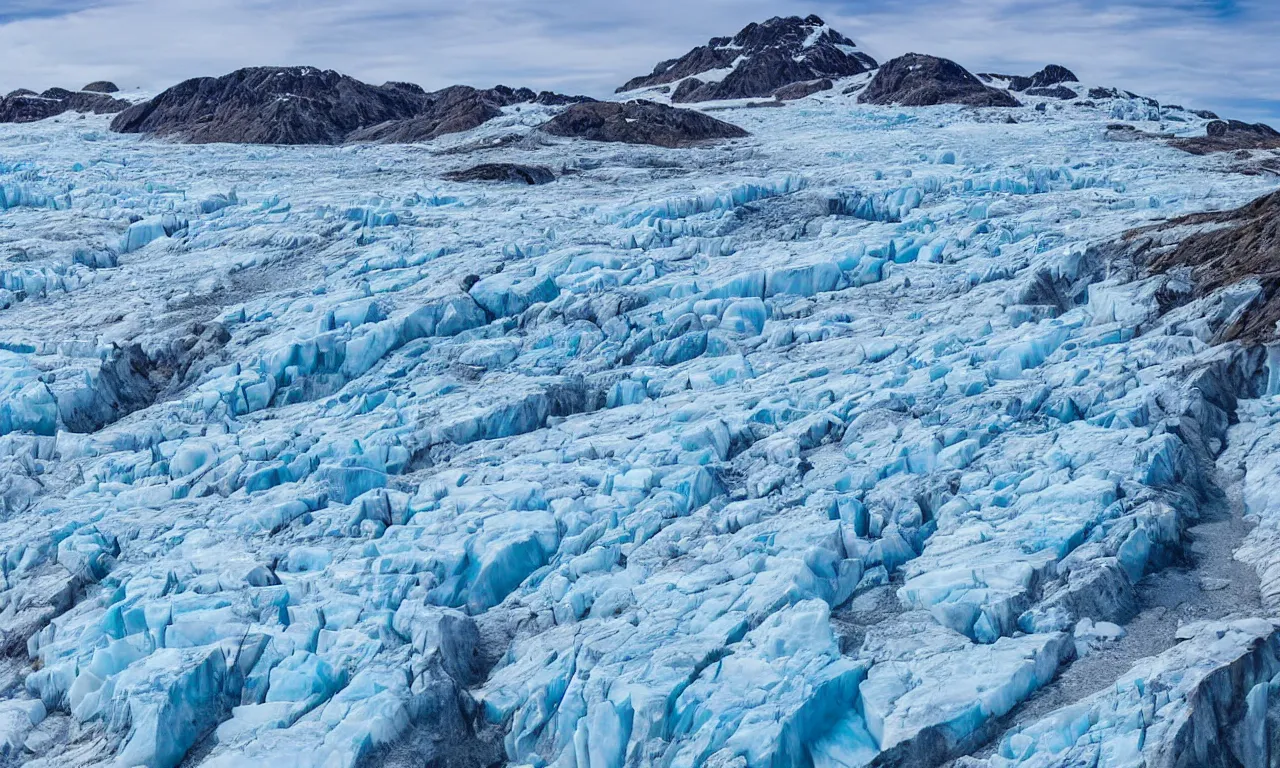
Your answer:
0;85;1278;768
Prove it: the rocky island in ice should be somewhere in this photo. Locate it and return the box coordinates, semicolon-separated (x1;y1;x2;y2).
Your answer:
1;13;1279;768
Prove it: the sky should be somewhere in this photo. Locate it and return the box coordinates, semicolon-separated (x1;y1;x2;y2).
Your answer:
0;0;1276;124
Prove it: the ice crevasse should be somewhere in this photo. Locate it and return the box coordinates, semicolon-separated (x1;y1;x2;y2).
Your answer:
0;83;1278;768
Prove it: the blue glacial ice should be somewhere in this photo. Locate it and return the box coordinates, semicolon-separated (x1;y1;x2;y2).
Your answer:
0;84;1277;768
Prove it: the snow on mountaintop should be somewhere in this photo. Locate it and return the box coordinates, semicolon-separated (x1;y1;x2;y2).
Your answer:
979;65;1080;95
616;14;877;102
2;19;1280;768
0;85;131;124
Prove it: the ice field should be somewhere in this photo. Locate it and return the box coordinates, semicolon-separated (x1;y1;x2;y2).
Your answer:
1;87;1279;767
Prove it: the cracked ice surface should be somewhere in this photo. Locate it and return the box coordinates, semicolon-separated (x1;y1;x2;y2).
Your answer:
0;96;1278;768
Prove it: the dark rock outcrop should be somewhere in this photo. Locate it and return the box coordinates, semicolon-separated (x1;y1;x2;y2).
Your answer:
773;78;834;101
539;100;748;147
1170;120;1280;155
110;66;592;145
617;15;876;103
82;81;120;94
347;85;506;144
0;86;130;123
1008;65;1078;92
671;78;705;103
859;54;1021;108
110;66;426;144
531;91;595;107
442;163;555;185
348;85;592;144
1025;85;1078;100
1105;124;1168;142
1231;156;1280;177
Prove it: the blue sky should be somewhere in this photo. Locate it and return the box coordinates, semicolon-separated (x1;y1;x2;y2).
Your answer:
0;0;1276;124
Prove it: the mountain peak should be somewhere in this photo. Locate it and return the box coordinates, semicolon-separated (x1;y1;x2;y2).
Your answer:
861;53;1022;108
617;14;876;102
0;83;130;123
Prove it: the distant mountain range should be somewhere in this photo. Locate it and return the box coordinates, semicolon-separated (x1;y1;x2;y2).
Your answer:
1;15;1276;155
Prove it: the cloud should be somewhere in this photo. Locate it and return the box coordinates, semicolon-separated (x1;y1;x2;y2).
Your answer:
0;0;96;24
0;0;1276;123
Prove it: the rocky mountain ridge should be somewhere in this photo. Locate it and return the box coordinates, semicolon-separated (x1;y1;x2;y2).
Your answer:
0;83;131;123
109;67;594;145
617;14;877;103
3;16;1262;159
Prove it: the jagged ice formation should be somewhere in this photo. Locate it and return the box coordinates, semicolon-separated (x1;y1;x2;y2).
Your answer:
0;64;1279;768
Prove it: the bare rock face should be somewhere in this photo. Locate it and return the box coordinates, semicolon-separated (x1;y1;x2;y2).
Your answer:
1135;190;1280;343
618;15;876;103
111;68;593;145
110;66;426;144
1026;85;1078;100
539;100;748;148
859;54;1022;108
82;81;120;94
347;85;593;144
0;86;130;123
1170;120;1280;155
1008;65;1078;92
773;78;834;101
346;85;506;144
442;163;555;185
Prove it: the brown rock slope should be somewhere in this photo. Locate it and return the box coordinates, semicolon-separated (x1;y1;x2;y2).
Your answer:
1134;190;1280;343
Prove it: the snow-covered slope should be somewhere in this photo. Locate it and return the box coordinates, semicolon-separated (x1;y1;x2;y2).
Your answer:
0;77;1279;768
